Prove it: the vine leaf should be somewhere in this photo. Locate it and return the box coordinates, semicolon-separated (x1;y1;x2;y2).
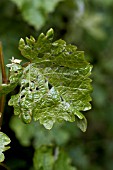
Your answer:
75;113;87;132
0;132;11;162
8;28;92;131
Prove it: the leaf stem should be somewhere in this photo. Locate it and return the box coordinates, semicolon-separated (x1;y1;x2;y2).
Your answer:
0;42;7;130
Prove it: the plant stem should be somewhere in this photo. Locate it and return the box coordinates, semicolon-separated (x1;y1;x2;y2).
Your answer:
0;42;7;84
0;42;7;130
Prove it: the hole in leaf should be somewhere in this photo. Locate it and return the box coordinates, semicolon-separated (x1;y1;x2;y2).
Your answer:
60;96;64;101
25;83;29;87
45;79;47;83
52;62;57;66
21;83;29;91
69;51;72;54
62;49;65;53
36;87;39;90
38;53;43;58
48;82;52;90
21;95;25;99
21;86;25;91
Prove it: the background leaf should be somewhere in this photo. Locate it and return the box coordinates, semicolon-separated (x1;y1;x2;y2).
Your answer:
10;116;71;147
33;146;54;170
33;146;76;170
10;0;63;30
54;150;76;170
0;132;10;162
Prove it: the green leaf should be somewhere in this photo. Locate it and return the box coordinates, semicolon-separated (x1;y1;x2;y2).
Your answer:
9;28;92;131
19;28;54;61
10;116;70;147
54;150;76;170
10;0;63;30
33;146;76;170
0;57;22;96
0;132;11;162
75;113;87;132
82;13;107;40
33;146;54;170
9;64;75;128
10;116;35;147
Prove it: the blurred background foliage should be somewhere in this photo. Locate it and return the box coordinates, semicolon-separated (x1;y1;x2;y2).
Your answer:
0;0;113;169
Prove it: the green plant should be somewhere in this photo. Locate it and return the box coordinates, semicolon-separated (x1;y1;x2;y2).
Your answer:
0;28;92;169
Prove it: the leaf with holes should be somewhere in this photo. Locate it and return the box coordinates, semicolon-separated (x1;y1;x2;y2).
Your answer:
8;28;92;131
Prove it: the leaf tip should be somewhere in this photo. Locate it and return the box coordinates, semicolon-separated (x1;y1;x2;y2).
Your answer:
46;28;54;40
